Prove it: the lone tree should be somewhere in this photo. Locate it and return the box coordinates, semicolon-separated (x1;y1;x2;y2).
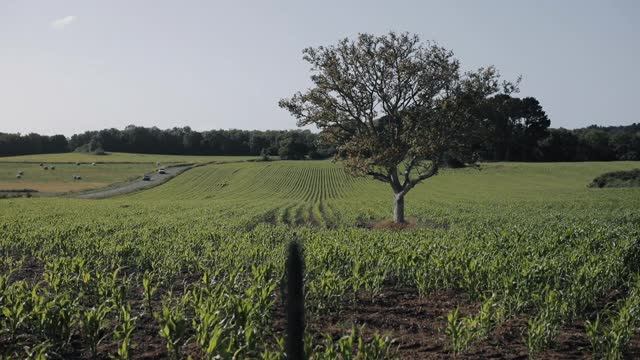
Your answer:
280;32;516;223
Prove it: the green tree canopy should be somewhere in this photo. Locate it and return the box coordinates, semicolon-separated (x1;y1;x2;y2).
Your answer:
280;32;516;223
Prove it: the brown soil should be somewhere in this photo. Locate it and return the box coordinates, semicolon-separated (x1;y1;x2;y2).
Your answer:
273;288;640;359
4;265;640;359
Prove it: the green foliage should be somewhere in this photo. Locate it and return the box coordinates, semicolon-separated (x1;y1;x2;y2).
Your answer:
22;342;53;360
142;271;159;314
111;305;136;360
525;314;558;357
307;270;348;314
157;303;190;360
260;148;271;161
445;307;470;355
585;314;602;358
314;327;398;359
589;168;640;188
280;32;517;223
80;302;113;358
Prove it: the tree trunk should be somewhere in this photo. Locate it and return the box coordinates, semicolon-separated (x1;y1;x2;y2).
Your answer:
394;193;405;224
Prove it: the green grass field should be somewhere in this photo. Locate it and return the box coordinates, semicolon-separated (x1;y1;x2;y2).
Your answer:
0;153;261;194
0;162;155;193
0;152;260;164
127;160;640;226
1;160;639;358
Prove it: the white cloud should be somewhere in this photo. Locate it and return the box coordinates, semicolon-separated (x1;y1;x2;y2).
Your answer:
51;16;76;29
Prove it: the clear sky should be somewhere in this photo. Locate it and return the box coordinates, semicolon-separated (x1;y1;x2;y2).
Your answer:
1;0;638;136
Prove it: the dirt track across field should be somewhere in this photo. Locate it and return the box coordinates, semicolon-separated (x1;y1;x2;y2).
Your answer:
74;165;192;199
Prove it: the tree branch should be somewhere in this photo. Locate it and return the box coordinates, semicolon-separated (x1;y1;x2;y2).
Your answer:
367;171;390;183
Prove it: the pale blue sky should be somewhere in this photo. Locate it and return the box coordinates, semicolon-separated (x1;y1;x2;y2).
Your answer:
1;0;638;135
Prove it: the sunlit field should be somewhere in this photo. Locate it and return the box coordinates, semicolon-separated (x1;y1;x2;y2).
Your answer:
0;162;154;194
0;154;263;194
1;160;639;358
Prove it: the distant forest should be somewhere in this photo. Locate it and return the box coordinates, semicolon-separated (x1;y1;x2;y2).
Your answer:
1;96;639;162
0;127;332;160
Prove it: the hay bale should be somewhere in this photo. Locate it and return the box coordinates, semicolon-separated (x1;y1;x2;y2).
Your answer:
75;162;80;166
51;166;55;170
16;174;21;179
18;171;24;175
39;163;43;166
91;162;96;166
43;166;48;170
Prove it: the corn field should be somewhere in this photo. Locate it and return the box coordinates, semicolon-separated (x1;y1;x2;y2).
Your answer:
1;160;639;358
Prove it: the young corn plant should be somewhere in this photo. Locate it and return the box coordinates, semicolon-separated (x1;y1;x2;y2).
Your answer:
445;307;471;356
260;336;286;360
191;298;237;359
1;289;27;343
457;294;502;348
0;269;15;297
142;271;159;315
584;314;603;358
157;304;190;360
96;268;127;307
356;331;398;359
304;329;314;359
333;327;357;359
599;276;640;359
43;261;65;294
307;270;347;314
22;341;54;360
36;294;76;349
525;288;565;357
602;303;638;360
80;302;113;359
315;327;398;360
474;296;501;338
111;305;137;360
243;276;277;331
525;314;557;358
204;326;236;359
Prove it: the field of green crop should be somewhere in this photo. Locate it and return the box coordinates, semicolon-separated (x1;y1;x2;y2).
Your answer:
0;154;262;194
0;152;260;164
0;162;155;194
0;160;639;359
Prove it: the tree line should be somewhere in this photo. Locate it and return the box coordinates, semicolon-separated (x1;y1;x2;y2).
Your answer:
1;115;638;162
0;127;333;160
473;96;640;162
